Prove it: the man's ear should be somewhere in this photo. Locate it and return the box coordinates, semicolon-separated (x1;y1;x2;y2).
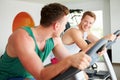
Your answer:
53;22;59;31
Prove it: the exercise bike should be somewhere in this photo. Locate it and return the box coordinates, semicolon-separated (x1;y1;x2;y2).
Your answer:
53;30;120;80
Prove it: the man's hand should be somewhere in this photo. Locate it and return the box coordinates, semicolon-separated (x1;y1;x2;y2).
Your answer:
69;51;91;70
98;47;107;56
104;34;116;41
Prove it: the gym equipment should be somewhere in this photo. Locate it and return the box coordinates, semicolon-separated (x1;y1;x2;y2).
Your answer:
85;69;110;79
53;30;120;80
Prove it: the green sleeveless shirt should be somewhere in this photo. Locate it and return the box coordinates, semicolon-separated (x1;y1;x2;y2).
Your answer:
0;26;54;80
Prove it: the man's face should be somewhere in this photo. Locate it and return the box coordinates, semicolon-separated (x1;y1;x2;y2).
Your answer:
80;15;95;32
55;16;68;37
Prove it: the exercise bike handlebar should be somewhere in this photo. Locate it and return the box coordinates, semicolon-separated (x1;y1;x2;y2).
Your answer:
52;30;120;80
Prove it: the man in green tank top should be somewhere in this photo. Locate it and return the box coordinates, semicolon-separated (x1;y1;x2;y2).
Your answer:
0;2;117;80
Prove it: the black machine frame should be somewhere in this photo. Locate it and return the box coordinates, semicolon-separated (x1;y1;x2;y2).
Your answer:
53;30;120;80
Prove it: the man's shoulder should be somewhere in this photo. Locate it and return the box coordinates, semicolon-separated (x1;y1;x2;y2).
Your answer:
53;37;61;42
68;28;81;36
52;37;62;45
67;27;79;33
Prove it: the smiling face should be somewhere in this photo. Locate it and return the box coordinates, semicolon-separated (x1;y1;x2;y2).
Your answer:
80;15;95;32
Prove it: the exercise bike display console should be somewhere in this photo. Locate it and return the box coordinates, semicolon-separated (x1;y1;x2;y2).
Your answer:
53;30;120;80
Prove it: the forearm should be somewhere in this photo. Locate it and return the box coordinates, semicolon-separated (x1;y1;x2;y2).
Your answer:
40;57;71;80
